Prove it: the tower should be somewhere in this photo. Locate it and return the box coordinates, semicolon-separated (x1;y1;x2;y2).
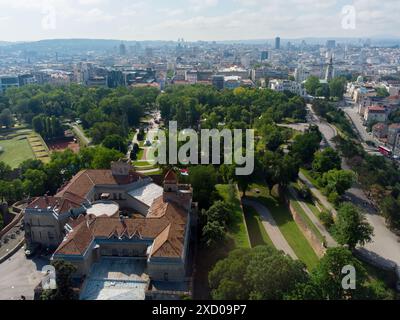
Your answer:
325;55;334;81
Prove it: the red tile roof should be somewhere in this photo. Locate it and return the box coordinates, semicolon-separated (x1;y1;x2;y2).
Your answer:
56;169;145;198
54;196;188;259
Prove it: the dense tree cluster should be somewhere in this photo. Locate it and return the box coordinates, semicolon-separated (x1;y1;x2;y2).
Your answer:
0;147;123;204
32;115;64;140
335;135;400;230
2;84;159;144
305;76;347;99
157;85;307;129
209;245;393;300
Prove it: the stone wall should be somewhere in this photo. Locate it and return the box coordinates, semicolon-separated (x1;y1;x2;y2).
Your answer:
288;202;326;258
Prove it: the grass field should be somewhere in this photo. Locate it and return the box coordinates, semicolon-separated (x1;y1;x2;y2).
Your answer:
246;182;319;270
243;204;274;248
216;184;250;249
0;136;35;168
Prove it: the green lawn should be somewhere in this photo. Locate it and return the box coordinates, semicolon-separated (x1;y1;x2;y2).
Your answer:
243;204;274;248
216;184;250;249
246;182;319;270
300;168;320;187
0;136;35;168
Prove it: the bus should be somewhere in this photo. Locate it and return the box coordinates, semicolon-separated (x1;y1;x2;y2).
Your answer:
378;146;392;157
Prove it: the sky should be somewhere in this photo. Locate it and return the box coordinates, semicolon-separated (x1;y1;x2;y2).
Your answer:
0;0;399;42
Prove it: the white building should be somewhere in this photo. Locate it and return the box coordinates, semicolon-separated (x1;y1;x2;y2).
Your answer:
269;79;307;97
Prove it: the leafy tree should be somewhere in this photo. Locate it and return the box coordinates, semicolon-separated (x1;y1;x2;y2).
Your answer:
102;134;127;154
291;127;322;164
0;162;12;180
320;169;355;196
41;260;77;300
312;147;341;174
202;220;226;248
90;147;124;169
380;196;400;230
305;76;321;96
189;165;217;209
209;246;308;300
0;108;14;128
329;77;347;99
22;169;47;196
289;247;368;300
333;203;374;250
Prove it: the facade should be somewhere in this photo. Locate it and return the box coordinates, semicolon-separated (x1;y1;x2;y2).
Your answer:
387;124;400;146
275;37;281;50
364;106;387;124
269;79;307;97
212;75;224;90
24;162;195;297
0;75;19;93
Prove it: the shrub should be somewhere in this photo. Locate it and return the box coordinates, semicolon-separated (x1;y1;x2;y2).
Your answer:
319;210;334;228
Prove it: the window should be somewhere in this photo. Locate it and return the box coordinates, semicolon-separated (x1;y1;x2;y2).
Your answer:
164;273;169;281
112;249;118;256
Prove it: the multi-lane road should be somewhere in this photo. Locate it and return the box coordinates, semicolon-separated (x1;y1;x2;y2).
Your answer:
306;103;400;271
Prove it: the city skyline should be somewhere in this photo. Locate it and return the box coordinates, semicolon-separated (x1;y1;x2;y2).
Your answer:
0;0;399;42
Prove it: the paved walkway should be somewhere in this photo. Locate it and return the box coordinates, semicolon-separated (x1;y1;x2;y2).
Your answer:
299;171;337;216
242;198;297;260
288;187;337;248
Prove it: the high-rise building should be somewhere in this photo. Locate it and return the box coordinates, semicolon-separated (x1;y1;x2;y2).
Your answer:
326;40;336;50
275;37;281;50
260;51;269;61
212;75;225;90
119;42;127;56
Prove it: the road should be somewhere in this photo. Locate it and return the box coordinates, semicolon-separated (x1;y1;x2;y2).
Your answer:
0;248;48;300
242;198;298;260
307;103;400;269
71;124;91;146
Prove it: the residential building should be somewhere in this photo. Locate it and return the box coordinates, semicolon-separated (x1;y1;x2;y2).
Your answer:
364;106;387;124
269;79;307;97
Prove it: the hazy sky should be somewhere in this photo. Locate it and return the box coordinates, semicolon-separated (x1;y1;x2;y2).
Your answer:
0;0;399;41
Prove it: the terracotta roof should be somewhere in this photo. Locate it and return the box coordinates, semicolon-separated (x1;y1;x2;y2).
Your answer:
164;169;177;182
54;196;188;259
27;195;84;214
368;106;386;112
56;169;145;198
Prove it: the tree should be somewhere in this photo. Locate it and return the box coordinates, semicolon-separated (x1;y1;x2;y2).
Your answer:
102;134;127;154
91;147;124;169
189;165;217;209
209;246;308;300
0;108;14;128
376;87;390;98
321;169;355;196
202;220;226;247
333;203;374;250
291;128;322;164
380;196;400;230
41;260;77;300
289;247;368;300
329;77;346;99
312;147;341;174
305;76;321;96
22;169;47;196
